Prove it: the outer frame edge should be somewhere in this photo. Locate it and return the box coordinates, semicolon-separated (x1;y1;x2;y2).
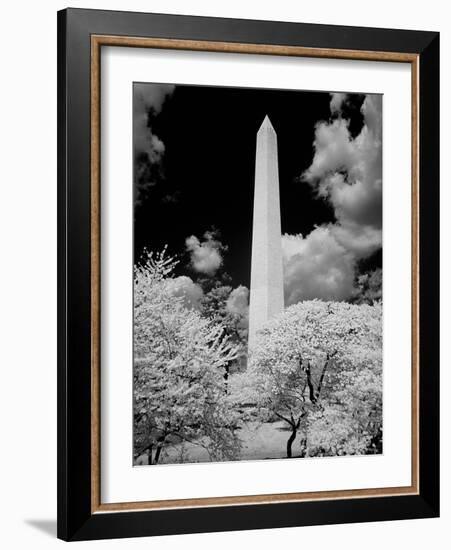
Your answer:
70;495;437;542
57;7;69;543
418;32;440;517
57;8;440;541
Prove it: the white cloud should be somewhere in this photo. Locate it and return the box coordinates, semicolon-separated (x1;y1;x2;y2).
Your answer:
165;276;203;310
283;94;383;305
329;92;348;114
282;228;356;305
134;83;175;163
303;94;383;241
331;221;381;259
185;231;224;275
226;286;249;338
226;286;249;318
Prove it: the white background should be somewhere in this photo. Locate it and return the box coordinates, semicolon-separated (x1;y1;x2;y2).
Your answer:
0;0;448;548
102;48;412;503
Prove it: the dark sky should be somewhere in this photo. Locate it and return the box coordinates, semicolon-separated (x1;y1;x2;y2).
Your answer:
133;83;379;295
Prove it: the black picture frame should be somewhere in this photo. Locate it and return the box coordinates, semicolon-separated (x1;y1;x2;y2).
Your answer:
57;7;439;541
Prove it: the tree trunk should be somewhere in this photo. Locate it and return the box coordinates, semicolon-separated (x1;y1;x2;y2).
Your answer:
154;436;166;464
286;427;297;458
223;365;230;393
299;437;307;458
154;444;162;464
153;443;163;464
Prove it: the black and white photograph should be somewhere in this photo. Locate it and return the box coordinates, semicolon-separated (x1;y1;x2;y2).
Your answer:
0;0;443;545
133;83;383;466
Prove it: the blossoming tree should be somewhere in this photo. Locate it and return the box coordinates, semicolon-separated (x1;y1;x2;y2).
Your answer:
134;249;242;464
239;300;382;458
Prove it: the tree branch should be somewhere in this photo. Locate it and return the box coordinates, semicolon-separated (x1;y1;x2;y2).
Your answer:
316;350;337;401
305;361;317;404
274;411;295;427
304;351;338;404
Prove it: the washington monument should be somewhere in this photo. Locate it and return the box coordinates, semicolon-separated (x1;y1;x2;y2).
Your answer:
248;116;284;349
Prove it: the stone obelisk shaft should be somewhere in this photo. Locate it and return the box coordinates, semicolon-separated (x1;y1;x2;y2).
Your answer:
248;116;284;349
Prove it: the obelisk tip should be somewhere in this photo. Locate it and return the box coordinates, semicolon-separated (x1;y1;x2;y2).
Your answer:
258;115;274;132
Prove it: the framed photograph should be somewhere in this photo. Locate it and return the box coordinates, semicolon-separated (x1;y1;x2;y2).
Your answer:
57;8;439;541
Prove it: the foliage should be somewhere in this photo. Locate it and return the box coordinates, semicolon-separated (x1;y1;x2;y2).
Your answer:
134;248;242;464
307;367;382;456
235;300;382;458
201;284;234;331
351;268;382;305
200;284;248;371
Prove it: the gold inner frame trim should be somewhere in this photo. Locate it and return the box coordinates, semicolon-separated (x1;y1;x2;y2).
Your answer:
90;34;420;514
